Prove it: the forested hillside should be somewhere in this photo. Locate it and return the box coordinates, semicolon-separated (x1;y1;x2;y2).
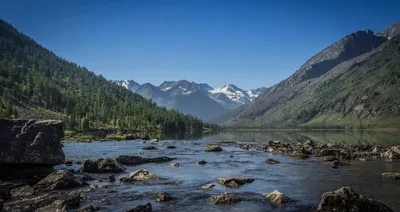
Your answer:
0;19;216;136
224;23;400;129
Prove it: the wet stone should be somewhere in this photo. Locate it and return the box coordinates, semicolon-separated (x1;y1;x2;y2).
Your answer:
266;159;280;164
216;177;254;188
263;190;292;205
126;203;152;212
196;160;207;165
142;146;157;150
210;192;242;205
382;172;400;180
204;145;223;152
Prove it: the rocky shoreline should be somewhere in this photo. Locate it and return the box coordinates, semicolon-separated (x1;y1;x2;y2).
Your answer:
0;120;399;211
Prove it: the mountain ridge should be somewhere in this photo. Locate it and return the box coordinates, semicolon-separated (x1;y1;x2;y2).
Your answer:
115;79;265;121
223;22;400;128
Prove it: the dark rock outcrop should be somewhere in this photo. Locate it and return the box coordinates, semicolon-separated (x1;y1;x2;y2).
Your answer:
316;187;394;212
0;119;65;180
33;170;87;192
79;158;126;173
115;155;176;165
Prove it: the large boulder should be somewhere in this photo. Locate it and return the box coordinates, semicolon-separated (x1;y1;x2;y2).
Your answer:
121;169;165;182
115;155;176;165
0;119;65;180
79;158;126;173
216;177;254;188
33;170;87;192
316;187;394;212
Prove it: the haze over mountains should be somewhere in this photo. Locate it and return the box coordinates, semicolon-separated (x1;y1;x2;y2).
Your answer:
223;22;400;128
115;80;266;121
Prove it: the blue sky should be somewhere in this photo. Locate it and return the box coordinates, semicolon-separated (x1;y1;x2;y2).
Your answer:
1;0;399;90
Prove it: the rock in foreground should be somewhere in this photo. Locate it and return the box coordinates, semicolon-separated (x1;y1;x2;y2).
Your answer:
115;155;176;165
0;119;65;180
210;192;242;204
33;170;87;191
316;187;394;212
263;190;292;205
216;177;254;188
79;158;126;173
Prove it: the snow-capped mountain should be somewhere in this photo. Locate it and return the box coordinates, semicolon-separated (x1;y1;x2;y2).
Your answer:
115;80;140;91
115;79;266;121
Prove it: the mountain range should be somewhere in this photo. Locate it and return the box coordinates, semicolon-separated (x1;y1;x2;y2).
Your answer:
223;22;400;129
115;80;266;121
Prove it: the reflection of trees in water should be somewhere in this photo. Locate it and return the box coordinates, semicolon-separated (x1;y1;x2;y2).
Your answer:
215;131;400;147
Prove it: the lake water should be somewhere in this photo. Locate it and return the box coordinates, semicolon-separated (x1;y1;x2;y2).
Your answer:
59;131;400;212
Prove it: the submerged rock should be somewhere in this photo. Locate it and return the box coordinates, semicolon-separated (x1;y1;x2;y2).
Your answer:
316;187;394;212
204;145;223;152
79;158;126;173
263;190;292;205
126;203;152;212
201;184;215;190
196;160;207;165
382;172;400;180
109;175;116;182
142;146;157;150
167;146;176;149
210;192;242;204
292;154;310;159
170;162;179;167
216;177;254;188
33;170;87;192
266;159;280;164
155;192;173;202
116;155;176;165
121;169;165;182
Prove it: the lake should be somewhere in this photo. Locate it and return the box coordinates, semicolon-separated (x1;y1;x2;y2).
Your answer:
58;131;400;211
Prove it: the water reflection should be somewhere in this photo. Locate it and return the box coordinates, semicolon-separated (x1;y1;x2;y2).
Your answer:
208;130;400;147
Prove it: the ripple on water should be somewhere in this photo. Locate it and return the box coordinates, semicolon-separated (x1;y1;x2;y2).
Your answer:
58;134;400;212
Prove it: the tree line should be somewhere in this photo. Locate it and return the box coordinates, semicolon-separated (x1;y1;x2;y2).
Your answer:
0;19;219;136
